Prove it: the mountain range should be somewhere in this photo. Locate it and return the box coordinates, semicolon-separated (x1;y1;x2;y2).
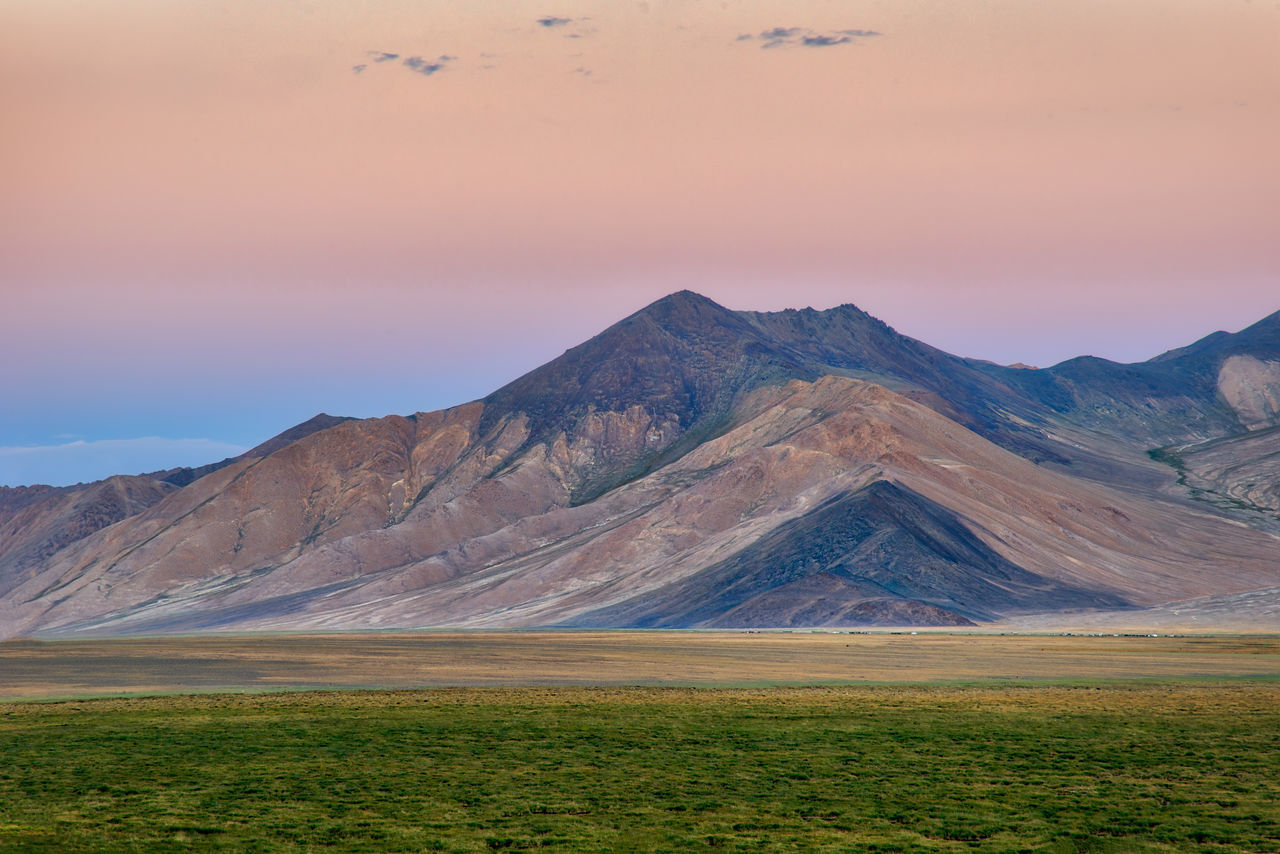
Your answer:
3;291;1278;637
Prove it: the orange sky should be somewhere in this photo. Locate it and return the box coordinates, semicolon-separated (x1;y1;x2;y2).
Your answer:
3;0;1279;481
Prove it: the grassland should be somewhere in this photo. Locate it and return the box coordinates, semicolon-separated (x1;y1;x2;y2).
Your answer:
2;634;1278;851
2;632;1279;700
1;682;1278;852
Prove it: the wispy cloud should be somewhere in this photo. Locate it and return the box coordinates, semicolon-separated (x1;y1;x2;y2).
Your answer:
354;51;457;79
802;34;851;47
740;27;880;49
403;55;450;76
761;27;803;41
537;15;596;38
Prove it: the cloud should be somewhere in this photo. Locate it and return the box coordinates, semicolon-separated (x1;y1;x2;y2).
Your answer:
537;16;573;27
0;438;250;488
355;52;455;79
403;55;448;76
740;27;880;49
802;34;851;47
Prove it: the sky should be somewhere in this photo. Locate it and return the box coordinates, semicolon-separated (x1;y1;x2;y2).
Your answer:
3;0;1278;487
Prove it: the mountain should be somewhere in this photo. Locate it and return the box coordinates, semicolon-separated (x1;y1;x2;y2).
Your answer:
2;293;1278;637
0;414;350;598
0;476;176;599
569;481;1127;628
981;309;1280;447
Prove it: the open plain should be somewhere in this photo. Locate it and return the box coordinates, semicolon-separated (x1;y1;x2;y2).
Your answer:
4;633;1280;852
2;631;1278;700
2;680;1278;852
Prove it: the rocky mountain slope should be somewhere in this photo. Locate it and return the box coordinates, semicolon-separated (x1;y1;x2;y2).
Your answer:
0;477;177;600
0;414;348;598
2;292;1277;637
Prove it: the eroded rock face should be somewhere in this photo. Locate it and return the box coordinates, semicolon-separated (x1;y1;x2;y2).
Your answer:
0;412;361;597
1168;425;1280;516
1218;355;1280;431
0;476;175;597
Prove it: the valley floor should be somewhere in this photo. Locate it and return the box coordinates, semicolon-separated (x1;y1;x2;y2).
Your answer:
2;682;1278;852
1;631;1278;701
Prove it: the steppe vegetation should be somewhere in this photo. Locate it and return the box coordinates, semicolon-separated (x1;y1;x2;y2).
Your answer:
3;678;1279;852
3;632;1279;698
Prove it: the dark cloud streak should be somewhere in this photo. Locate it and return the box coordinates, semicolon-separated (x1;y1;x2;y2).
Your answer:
740;27;881;49
802;34;851;47
355;51;455;79
760;27;802;41
403;55;450;76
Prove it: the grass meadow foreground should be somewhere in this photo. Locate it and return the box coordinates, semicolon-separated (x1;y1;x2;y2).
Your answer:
2;681;1279;852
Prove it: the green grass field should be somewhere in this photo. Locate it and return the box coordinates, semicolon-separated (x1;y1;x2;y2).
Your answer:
3;682;1279;852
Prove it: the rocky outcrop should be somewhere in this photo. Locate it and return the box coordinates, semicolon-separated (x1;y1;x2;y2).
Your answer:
1218;355;1280;431
1159;425;1280;519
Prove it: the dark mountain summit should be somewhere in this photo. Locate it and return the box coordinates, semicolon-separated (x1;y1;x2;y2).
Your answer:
1149;309;1280;364
479;290;816;500
482;291;808;434
484;291;1073;482
983;309;1280;446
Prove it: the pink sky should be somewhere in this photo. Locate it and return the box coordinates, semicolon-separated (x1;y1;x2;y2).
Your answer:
3;0;1278;484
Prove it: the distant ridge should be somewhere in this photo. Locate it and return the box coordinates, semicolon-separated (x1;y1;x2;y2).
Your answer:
0;414;353;595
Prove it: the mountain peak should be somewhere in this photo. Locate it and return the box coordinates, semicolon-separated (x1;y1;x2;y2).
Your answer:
1240;308;1280;337
477;290;810;492
649;288;718;306
243;413;353;459
1147;308;1280;365
627;290;738;331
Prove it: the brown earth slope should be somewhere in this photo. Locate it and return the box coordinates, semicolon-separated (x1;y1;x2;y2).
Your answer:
0;413;351;597
0;477;176;599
